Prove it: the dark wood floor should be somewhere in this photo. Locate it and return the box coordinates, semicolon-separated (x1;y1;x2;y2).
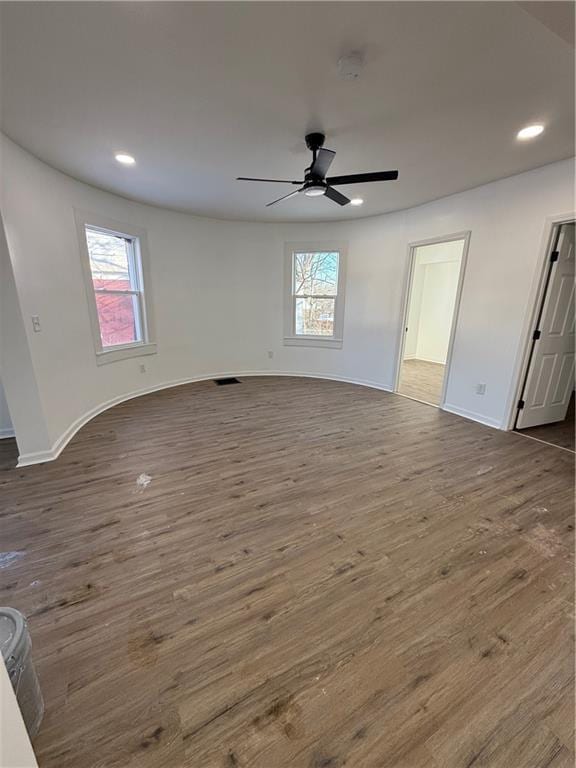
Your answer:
0;435;18;470
515;392;575;452
1;377;574;768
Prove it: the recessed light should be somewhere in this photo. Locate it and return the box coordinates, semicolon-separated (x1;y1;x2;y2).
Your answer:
114;152;136;165
517;124;544;141
350;198;364;206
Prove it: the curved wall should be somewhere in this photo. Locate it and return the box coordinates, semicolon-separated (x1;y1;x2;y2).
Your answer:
1;134;574;464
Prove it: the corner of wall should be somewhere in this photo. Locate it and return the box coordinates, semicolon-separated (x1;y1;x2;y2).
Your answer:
0;212;53;460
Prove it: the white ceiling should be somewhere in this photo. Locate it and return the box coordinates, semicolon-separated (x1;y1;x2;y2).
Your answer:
1;2;574;222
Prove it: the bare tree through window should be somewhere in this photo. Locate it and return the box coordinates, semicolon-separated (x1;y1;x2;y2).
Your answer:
293;251;339;336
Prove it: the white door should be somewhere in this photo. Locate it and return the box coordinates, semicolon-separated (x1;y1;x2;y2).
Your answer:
517;223;575;429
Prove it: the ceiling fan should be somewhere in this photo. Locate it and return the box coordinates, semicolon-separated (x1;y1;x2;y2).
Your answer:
237;132;398;207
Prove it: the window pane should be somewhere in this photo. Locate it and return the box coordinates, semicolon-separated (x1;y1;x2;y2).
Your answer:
95;293;141;347
294;252;339;296
86;227;133;291
295;297;335;336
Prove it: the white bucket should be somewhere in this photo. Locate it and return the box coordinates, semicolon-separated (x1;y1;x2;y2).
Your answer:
0;607;44;739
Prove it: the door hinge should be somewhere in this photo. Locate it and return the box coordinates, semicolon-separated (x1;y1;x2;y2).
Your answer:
550;250;559;263
532;329;541;341
517;399;525;410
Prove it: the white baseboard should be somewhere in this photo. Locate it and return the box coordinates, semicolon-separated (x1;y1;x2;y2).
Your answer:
17;370;394;466
262;371;394;394
442;402;503;430
0;428;15;440
411;355;447;365
16;447;55;464
16;372;505;467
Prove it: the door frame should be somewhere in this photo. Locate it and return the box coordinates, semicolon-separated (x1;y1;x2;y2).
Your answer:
505;212;576;431
393;230;471;408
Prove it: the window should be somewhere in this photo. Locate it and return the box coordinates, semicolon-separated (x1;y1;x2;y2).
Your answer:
86;227;143;347
284;243;346;347
77;212;156;364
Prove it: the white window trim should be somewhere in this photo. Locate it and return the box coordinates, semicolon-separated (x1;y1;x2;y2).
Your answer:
75;209;157;365
283;241;347;349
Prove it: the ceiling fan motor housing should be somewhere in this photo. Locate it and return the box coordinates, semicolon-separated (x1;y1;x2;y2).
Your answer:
305;133;328;187
305;132;326;153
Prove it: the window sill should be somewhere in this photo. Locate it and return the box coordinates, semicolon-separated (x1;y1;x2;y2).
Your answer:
96;342;157;366
283;336;343;349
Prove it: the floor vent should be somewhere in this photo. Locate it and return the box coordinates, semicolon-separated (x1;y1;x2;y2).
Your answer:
213;377;241;386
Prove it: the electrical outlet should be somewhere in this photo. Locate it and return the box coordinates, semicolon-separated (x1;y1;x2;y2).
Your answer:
475;383;486;395
139;364;146;374
267;350;274;359
31;315;41;333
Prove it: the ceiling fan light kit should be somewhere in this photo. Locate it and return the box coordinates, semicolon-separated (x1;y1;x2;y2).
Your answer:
304;184;326;197
237;132;399;208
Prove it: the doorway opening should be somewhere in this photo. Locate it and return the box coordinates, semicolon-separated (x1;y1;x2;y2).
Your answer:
396;233;469;407
513;221;575;452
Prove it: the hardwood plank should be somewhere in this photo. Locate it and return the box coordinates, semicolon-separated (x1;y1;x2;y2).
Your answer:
397;358;445;405
0;376;573;767
515;391;575;452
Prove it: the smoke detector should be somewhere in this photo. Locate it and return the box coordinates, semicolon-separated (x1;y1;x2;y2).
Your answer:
337;52;364;80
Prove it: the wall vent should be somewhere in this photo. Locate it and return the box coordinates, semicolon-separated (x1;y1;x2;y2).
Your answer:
213;377;241;386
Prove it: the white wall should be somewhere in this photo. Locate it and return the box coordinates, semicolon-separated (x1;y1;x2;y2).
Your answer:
416;260;461;363
405;240;464;364
1;134;574;463
0;212;50;453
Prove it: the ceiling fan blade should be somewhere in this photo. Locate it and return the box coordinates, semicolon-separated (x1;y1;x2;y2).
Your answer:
326;170;399;185
309;148;335;179
237;177;302;184
266;189;302;207
325;187;350;206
